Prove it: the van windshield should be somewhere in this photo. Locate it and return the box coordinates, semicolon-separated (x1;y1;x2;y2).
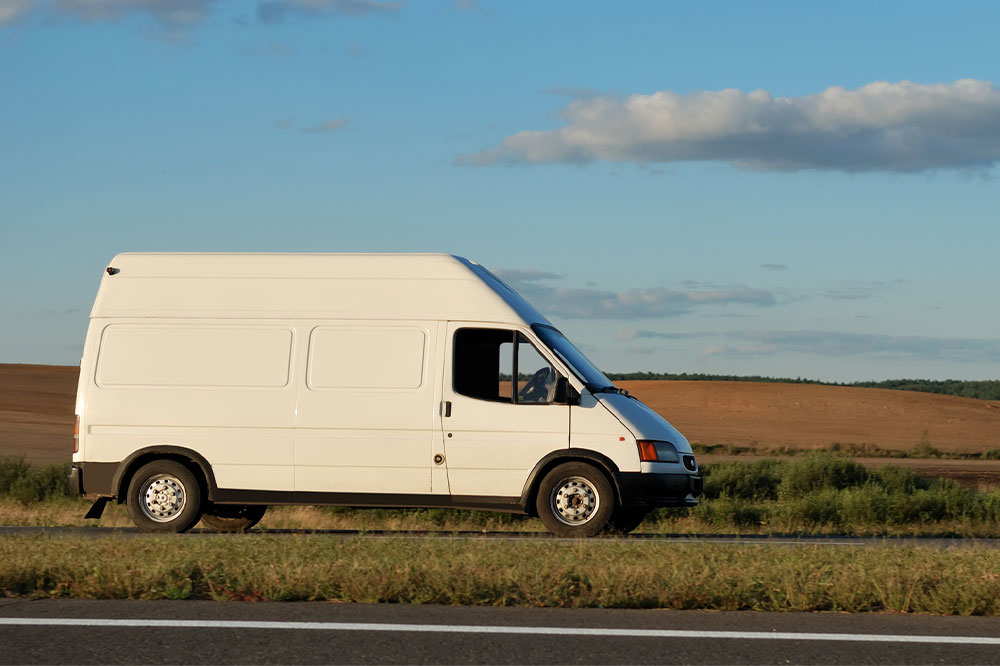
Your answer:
532;325;615;391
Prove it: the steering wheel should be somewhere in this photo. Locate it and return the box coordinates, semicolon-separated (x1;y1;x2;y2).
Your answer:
518;367;553;403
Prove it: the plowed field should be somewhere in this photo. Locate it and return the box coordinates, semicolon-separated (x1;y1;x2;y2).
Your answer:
616;380;1000;453
0;364;76;465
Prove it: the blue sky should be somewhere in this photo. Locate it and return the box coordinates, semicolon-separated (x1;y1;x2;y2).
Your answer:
2;0;999;382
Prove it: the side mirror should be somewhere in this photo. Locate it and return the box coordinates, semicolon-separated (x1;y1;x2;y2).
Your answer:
554;376;581;405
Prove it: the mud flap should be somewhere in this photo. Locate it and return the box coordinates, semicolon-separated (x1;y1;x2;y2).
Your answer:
84;497;108;520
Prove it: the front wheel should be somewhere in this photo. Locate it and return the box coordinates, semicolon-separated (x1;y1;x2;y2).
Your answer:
125;460;203;533
535;462;614;538
201;505;267;531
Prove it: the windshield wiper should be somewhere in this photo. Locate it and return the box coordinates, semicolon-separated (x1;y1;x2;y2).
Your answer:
590;385;641;400
591;386;630;396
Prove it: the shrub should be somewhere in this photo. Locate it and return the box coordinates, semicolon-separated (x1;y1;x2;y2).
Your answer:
970;490;1000;522
837;484;890;526
910;431;942;458
691;496;765;528
779;454;871;498
701;459;783;501
0;455;72;504
0;456;32;495
870;465;929;494
883;480;972;525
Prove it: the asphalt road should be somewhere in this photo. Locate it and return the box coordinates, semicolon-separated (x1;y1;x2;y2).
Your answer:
2;600;1000;665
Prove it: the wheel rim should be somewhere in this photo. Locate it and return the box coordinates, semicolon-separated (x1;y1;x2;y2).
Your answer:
550;476;600;526
139;474;187;523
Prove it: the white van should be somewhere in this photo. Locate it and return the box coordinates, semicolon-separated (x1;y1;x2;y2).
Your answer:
68;253;701;536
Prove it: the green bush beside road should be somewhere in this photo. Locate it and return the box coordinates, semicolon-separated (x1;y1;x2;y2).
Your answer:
682;455;1000;533
0;456;72;504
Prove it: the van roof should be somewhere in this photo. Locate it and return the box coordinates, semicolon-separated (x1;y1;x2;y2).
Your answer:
92;253;552;325
107;252;481;279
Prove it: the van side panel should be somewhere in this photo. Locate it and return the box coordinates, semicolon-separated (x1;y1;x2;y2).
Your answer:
82;320;297;491
95;325;292;388
293;321;438;494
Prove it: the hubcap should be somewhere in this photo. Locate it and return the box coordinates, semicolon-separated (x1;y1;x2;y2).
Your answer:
139;474;186;523
550;476;599;526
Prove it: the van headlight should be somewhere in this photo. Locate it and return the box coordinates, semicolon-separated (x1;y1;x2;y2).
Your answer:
636;440;681;463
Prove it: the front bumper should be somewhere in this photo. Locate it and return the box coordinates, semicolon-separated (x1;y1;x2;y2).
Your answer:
617;471;702;508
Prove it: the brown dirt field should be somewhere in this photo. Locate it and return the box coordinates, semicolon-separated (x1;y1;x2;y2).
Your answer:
0;364;77;465
617;380;1000;453
3;365;1000;486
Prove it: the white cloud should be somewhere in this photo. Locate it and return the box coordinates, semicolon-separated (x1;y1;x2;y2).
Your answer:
820;280;901;301
495;268;562;283
625;344;656;355
257;0;400;23
617;329;717;341
459;79;1000;173
301;117;350;133
0;0;34;25
3;0;397;29
53;0;217;28
703;330;1000;363
494;269;776;319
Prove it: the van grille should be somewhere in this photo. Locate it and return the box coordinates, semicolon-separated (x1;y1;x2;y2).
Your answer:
682;455;697;472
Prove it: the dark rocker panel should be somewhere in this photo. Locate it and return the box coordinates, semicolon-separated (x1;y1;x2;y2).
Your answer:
212;488;527;513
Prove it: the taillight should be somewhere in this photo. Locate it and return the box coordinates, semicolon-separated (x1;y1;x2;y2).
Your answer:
636;440;680;463
73;416;80;454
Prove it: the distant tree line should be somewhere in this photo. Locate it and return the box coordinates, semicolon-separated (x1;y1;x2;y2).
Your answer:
604;372;1000;401
849;379;1000;401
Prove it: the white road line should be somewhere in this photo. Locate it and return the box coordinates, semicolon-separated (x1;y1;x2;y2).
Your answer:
1;618;998;644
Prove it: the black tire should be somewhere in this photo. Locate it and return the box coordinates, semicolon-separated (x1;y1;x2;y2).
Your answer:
605;507;649;535
200;505;267;532
535;462;615;538
125;459;203;533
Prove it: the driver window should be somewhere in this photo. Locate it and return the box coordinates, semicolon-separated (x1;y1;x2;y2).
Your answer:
453;328;557;404
515;334;556;404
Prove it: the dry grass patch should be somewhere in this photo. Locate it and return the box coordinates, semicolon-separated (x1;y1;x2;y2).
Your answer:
3;535;1000;614
0;500;546;531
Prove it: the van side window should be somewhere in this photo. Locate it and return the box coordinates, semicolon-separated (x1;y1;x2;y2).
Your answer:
453;328;557;404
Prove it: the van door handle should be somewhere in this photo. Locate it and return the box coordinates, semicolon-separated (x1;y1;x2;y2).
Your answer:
444;401;452;417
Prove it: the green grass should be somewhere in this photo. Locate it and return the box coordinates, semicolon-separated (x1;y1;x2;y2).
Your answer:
3;535;1000;613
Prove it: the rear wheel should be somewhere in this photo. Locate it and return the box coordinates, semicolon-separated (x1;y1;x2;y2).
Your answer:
535;462;614;538
200;505;267;531
125;460;203;533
